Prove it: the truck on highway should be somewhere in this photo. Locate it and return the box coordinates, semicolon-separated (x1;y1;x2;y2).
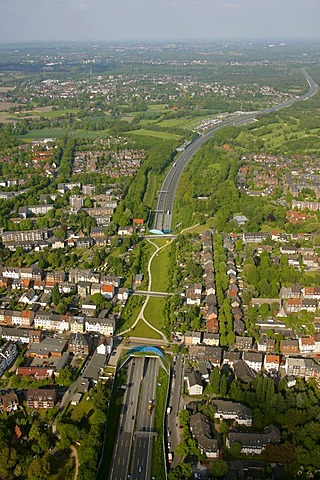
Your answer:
148;400;153;414
168;452;173;463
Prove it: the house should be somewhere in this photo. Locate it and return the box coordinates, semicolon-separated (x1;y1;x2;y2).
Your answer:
27;388;57;409
285;357;320;380
12;310;34;327
234;336;253;351
186;284;202;306
299;336;315;353
118;226;134;236
264;354;280;373
242;232;270;244
77;281;92;298
26;338;68;358
189;412;219;458
301;298;318;312
101;283;115;299
96;336;113;355
257;337;276;353
187;371;203;395
226;425;281;455
283;298;302;313
243;352;263;373
303;286;320;299
198;361;211;382
85;316;115;336
81;298;97;317
0;342;18;377
0;391;19;413
223;351;241;369
117;288;129;303
280;286;301;299
0;326;41;344
202;333;219;346
68;333;93;356
69;315;86;333
280;339;300;355
34;312;69;332
81;351;107;384
233;360;256;384
134;274;144;286
213;400;253;426
19;289;39;305
184;331;202;346
16;367;53;380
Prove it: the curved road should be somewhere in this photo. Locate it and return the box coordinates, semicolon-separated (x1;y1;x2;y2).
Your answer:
154;67;318;232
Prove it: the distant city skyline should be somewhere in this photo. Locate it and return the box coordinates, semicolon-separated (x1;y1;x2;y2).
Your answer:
0;0;319;43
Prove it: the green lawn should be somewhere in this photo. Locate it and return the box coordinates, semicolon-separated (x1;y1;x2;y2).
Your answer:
130;319;162;339
127;128;181;141
143;297;166;332
150;244;172;292
116;296;145;333
18;128;69;139
147;104;168;111
149;237;170;248
120;115;135;123
16;108;78;119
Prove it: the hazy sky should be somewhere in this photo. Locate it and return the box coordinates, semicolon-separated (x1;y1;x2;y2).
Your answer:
0;0;319;43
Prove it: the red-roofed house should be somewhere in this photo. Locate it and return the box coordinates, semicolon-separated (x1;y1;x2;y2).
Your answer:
101;284;115;299
264;354;280;373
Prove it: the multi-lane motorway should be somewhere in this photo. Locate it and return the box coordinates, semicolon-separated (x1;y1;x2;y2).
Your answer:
153;67;318;232
109;356;159;480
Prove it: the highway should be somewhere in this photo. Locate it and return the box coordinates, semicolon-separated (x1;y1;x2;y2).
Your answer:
153;67;318;232
131;357;159;479
109;356;159;480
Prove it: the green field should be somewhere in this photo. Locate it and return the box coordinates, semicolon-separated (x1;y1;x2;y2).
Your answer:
130;318;162;339
150;237;171;248
18;128;69;139
17;108;78;119
17;128;115;141
147;104;168;111
127;128;181;141
116;296;145;333
143;296;166;332
150;243;172;292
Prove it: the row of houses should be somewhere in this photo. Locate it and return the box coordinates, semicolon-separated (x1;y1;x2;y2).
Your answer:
0;222;139;251
185;330;320;357
0;266;130;306
187;351;320;397
0;310;116;335
201;230;218;333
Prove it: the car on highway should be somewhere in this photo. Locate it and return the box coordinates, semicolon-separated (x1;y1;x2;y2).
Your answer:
138;465;143;472
131;415;135;420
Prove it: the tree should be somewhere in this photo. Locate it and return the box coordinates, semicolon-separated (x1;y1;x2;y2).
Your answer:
211;460;228;478
219;374;228;396
178;409;191;426
210;367;220;394
27;455;51;480
51;283;61;306
229;441;242;458
174;441;189;461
